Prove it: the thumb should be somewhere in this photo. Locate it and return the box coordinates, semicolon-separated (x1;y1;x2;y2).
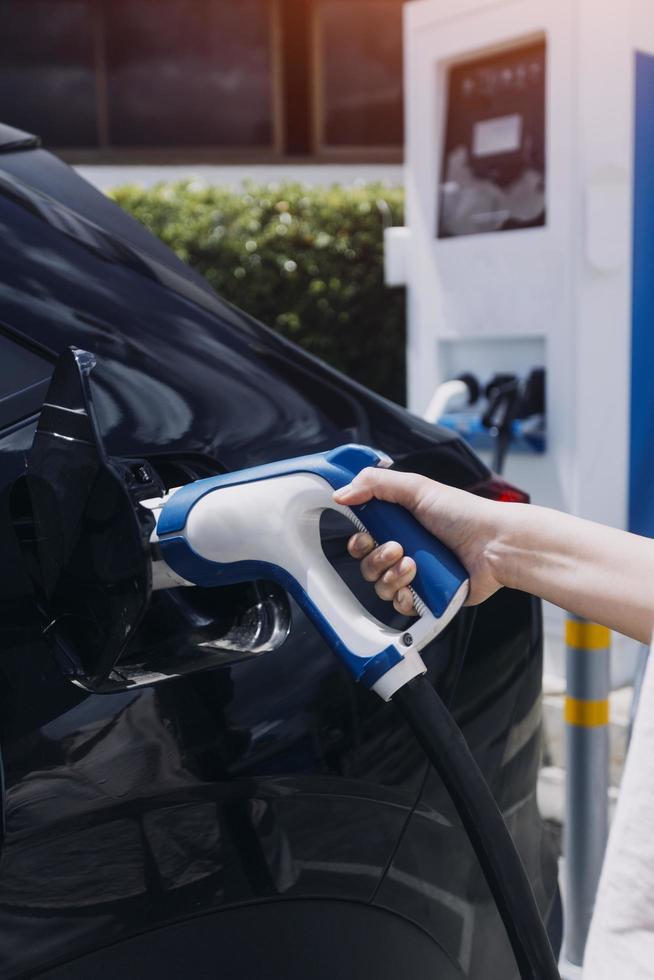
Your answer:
333;467;427;510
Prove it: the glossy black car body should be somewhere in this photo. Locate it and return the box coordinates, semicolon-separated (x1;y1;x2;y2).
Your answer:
0;124;558;979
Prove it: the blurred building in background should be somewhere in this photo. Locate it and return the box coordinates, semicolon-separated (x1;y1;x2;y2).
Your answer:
0;0;404;163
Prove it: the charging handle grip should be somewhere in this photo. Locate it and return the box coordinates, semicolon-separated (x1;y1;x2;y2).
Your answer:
351;497;469;617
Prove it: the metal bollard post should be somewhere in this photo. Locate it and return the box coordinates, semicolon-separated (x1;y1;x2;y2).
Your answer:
562;614;611;973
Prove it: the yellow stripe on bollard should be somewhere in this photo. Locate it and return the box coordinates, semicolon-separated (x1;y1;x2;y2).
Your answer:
565;620;611;650
564;696;609;727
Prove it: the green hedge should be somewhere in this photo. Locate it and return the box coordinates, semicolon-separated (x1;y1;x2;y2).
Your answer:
110;180;406;404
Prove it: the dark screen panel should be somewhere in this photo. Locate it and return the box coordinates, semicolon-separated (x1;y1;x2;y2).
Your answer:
105;0;274;147
319;0;403;148
438;40;546;238
0;0;97;147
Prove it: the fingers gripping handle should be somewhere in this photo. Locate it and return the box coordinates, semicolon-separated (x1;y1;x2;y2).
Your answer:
351;498;469;618
277;524;431;699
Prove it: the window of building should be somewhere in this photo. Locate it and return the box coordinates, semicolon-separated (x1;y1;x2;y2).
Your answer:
313;0;403;154
0;0;405;160
104;0;279;148
0;0;98;147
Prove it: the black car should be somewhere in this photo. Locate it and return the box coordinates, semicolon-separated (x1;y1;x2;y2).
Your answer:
0;123;559;979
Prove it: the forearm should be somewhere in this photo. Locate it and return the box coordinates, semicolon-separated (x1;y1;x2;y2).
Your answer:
490;504;654;643
335;467;654;642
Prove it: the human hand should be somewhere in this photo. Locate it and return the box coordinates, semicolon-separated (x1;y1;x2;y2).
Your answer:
333;468;511;613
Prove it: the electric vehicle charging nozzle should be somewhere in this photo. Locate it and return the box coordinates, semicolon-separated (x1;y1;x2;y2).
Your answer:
142;442;470;700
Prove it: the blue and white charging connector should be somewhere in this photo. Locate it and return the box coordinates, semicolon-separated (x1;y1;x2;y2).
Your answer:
144;444;469;701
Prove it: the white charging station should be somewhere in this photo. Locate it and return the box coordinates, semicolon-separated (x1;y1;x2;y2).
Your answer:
387;0;654;685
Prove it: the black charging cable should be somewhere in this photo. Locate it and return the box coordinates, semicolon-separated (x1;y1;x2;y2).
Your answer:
392;676;561;980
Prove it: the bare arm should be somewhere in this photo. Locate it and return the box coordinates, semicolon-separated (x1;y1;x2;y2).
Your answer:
333;468;654;644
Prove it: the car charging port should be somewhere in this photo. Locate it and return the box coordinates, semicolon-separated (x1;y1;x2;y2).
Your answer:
104;575;292;692
110;455;292;692
16;346;291;694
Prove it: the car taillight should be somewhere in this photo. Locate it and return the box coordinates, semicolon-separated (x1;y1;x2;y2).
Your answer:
469;474;530;504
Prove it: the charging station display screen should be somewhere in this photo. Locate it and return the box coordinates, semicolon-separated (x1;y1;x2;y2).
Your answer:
437;40;546;238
